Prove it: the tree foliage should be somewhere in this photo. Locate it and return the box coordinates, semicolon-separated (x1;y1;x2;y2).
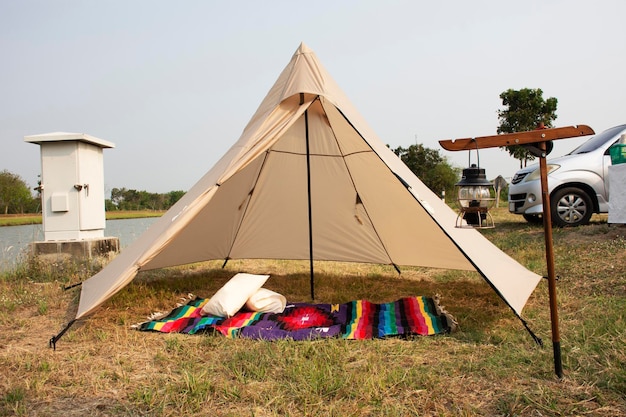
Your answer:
0;169;186;214
391;144;460;198
108;187;184;211
497;88;558;167
0;170;37;214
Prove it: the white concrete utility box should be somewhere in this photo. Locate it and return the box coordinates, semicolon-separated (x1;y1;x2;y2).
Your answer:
25;132;115;241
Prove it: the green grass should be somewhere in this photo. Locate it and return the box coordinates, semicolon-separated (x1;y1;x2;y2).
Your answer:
0;210;164;226
0;214;42;227
0;208;624;416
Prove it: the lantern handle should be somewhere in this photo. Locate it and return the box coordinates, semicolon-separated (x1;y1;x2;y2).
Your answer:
467;138;480;169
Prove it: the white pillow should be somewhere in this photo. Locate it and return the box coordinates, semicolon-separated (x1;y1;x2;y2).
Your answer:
201;273;270;317
245;288;287;314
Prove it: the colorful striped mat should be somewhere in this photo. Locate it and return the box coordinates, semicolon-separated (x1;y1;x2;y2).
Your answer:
136;296;456;340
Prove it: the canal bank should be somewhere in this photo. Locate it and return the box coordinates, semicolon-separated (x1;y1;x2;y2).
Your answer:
0;217;159;272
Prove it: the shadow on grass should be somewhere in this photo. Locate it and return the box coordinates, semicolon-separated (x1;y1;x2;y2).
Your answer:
99;263;511;346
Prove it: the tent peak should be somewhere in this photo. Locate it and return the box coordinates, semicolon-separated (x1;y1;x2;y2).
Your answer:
294;42;314;56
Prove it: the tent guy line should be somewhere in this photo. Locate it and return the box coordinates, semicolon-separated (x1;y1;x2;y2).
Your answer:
50;43;542;349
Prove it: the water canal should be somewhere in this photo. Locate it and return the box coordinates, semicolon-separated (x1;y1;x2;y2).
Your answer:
0;217;158;272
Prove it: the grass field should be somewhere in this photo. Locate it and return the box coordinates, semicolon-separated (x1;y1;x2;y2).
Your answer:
0;208;624;416
0;211;164;227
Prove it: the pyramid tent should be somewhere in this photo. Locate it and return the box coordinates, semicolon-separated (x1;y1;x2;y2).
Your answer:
64;43;541;337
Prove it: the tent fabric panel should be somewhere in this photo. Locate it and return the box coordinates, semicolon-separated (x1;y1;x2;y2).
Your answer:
322;98;472;269
305;153;391;263
230;107;390;263
217;96;312;184
76;99;312;319
77;261;139;319
248;50;325;124
320;94;542;315
141;156;266;270
79;94;320;318
76;186;221;318
345;152;474;270
228;150;311;259
369;142;542;314
136;98;313;268
269;99;344;157
441;226;543;315
320;98;372;156
228;149;389;263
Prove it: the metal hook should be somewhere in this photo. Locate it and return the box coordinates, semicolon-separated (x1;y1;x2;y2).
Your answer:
467;138;480;168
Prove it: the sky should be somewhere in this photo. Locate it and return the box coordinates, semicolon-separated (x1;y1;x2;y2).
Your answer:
2;1;625;194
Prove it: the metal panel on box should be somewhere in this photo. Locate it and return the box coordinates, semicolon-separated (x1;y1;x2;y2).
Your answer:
76;141;107;232
50;192;69;212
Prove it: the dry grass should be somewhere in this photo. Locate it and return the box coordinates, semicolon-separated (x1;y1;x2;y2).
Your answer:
1;208;625;416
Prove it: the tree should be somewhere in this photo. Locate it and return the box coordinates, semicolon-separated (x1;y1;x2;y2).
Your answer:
391;144;460;199
108;187;186;211
167;190;185;207
109;187;124;208
497;88;558;167
0;170;35;214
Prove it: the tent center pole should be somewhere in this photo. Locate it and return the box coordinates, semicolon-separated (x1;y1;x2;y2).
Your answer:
304;107;315;300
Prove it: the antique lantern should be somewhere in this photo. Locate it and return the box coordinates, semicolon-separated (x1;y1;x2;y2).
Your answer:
455;163;495;228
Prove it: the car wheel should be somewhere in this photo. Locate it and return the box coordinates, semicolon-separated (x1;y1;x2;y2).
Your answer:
522;214;543;224
550;187;593;227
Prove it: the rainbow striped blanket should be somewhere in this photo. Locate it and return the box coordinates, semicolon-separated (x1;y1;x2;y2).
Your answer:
136;296;455;340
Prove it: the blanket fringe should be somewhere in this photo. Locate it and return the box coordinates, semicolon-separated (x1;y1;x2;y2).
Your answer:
130;293;196;329
433;294;458;333
176;293;196;307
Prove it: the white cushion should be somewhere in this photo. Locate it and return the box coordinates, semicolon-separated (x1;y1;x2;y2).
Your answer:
201;273;270;317
245;288;287;314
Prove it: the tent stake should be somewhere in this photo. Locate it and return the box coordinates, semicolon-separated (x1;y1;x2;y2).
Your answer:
49;319;76;350
304;107;315;300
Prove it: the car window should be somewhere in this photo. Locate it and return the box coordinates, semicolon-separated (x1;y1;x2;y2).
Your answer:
604;142;619;156
569;125;626;155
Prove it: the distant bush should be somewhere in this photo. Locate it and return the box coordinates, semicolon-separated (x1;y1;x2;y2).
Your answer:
106;188;185;211
391;144;460;199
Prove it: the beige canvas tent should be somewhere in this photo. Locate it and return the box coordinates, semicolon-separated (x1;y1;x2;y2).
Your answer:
52;43;542;345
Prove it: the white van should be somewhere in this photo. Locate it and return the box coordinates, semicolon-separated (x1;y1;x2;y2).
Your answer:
508;124;626;226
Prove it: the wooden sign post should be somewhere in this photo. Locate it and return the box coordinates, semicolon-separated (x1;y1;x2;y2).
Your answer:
439;124;594;378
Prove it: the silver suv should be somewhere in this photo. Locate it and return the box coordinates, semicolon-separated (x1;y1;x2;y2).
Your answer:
508;124;626;227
